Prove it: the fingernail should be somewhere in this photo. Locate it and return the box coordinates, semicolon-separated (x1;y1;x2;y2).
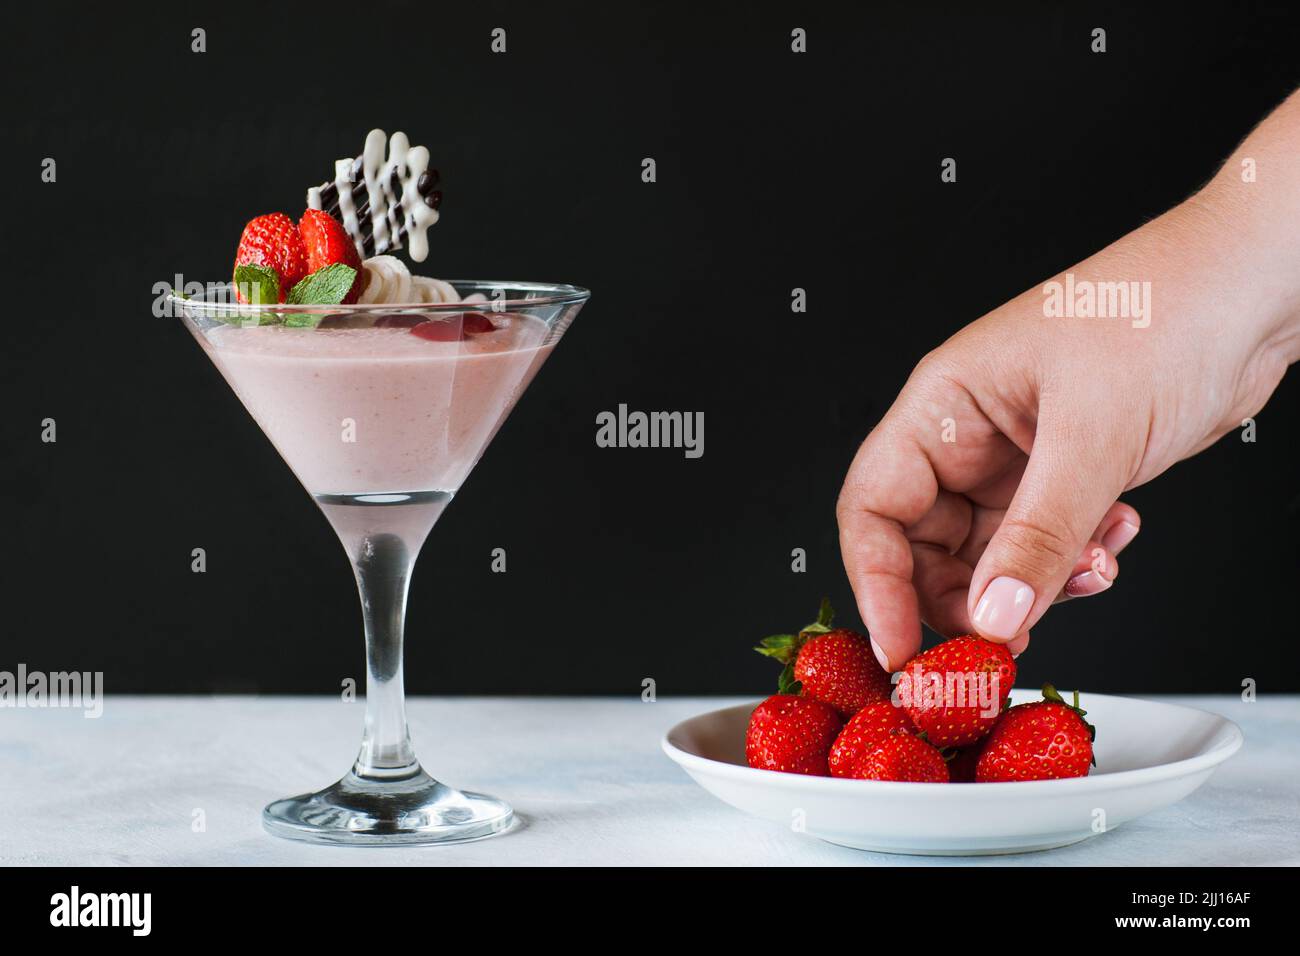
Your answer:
869;638;891;673
972;576;1035;640
1064;568;1114;597
1101;519;1140;555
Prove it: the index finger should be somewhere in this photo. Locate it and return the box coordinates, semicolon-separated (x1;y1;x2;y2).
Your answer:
836;421;940;670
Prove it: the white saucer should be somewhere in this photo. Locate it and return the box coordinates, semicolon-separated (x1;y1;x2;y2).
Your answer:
662;690;1242;855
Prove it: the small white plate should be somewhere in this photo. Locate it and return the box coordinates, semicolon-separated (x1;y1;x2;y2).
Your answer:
662;691;1242;855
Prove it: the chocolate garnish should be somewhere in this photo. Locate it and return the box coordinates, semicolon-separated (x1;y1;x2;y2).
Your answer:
307;131;442;261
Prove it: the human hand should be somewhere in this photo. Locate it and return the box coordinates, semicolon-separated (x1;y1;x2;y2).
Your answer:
838;91;1300;670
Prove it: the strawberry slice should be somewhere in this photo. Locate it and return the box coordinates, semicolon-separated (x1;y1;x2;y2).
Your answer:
373;314;428;328
462;312;497;334
410;319;466;341
233;213;308;303
299;209;362;303
408;313;498;341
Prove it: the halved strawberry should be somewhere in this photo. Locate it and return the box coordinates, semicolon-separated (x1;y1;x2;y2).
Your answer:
462;312;498;334
410;320;460;342
299;209;362;303
233;213;308;303
407;312;499;342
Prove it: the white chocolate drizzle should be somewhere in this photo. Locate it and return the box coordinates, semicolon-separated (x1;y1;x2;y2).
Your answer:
308;129;441;263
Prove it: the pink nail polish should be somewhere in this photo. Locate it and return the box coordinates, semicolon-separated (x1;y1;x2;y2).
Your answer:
1101;519;1139;555
1064;569;1114;597
972;576;1035;640
870;638;892;673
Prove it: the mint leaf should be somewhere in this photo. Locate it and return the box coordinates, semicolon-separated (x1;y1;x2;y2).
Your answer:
234;264;280;306
287;264;357;306
283;312;325;329
176;282;277;327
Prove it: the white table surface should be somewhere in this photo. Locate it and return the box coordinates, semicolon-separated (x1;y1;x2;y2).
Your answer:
1;695;1295;866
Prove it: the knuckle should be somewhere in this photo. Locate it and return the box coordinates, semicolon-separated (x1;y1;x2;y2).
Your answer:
995;516;1077;571
908;348;956;392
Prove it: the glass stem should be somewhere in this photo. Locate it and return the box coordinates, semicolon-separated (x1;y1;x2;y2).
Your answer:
349;531;420;780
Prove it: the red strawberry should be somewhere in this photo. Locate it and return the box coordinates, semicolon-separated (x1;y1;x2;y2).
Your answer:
896;635;1015;747
408;312;498;342
828;700;915;777
945;744;983;783
410;320;459;342
373;314;428;329
299;209;362;303
745;694;843;776
849;728;949;782
462;312;498;334
233;212;308;303
793;630;893;717
976;684;1095;782
754;599;892;716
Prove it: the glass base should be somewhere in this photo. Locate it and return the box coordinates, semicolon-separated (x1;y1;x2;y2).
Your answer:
262;767;515;846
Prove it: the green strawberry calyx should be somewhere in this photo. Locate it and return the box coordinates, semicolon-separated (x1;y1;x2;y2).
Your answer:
936;741;961;762
753;598;835;695
1041;683;1097;766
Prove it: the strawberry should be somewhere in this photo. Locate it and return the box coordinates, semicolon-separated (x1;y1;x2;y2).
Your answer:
299;209;362;303
410;320;460;342
373;314;428;328
849;728;949;782
408;313;498;342
895;635;1015;747
945;744;983;783
745;694;843;776
828;700;915;777
975;684;1096;782
233;212;308;303
793;630;893;717
754;599;892;716
462;312;498;334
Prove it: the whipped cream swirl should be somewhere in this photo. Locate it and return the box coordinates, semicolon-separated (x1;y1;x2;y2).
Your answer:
356;256;466;305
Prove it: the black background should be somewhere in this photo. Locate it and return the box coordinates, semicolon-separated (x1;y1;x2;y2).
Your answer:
5;1;1299;695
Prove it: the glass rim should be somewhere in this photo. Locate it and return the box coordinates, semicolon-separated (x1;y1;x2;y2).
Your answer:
168;279;591;316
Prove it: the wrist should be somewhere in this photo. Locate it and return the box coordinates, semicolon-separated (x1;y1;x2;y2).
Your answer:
1188;155;1300;366
1190;87;1300;364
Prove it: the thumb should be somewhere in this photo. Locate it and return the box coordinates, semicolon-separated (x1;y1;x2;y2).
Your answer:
968;428;1129;642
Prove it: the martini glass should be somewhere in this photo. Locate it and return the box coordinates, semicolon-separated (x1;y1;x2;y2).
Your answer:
171;281;588;845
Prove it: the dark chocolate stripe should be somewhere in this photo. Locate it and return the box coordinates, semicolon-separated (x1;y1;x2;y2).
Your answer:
311;150;439;256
